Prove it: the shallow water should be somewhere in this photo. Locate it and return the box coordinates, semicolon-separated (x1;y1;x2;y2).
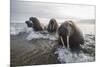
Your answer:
54;33;95;63
55;45;95;63
10;23;95;66
10;22;95;35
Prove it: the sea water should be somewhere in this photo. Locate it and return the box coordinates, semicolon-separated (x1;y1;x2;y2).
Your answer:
10;21;95;63
10;0;95;64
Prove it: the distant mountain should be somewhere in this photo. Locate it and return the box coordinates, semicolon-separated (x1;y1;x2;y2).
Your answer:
79;19;95;24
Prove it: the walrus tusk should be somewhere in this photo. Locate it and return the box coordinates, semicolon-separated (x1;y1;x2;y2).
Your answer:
60;36;65;47
52;22;55;31
50;24;51;30
67;35;70;49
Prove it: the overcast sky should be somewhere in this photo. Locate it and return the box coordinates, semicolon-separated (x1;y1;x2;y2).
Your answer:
11;0;95;22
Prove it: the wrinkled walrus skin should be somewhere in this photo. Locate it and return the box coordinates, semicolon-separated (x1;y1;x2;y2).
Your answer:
58;20;84;50
29;17;43;31
47;18;58;33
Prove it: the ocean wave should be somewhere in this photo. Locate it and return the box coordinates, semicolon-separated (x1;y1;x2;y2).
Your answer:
10;26;57;41
10;26;33;35
55;46;94;63
10;23;95;64
26;31;57;41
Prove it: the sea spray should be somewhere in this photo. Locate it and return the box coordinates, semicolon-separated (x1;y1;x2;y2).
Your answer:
26;30;57;41
55;46;94;63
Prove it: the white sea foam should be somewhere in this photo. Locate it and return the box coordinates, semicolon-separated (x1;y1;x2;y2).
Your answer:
10;23;94;63
10;27;25;35
26;31;57;41
10;24;57;40
55;46;94;63
10;27;18;35
10;26;33;35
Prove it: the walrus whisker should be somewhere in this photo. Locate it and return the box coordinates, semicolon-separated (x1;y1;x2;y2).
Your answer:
60;36;65;47
67;35;70;49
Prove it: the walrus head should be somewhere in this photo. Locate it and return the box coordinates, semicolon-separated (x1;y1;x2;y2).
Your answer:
29;17;43;31
29;17;40;24
47;18;58;33
58;21;74;48
58;21;73;36
25;20;33;27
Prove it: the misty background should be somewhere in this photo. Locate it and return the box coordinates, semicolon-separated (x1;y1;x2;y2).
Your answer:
10;0;95;23
10;0;95;35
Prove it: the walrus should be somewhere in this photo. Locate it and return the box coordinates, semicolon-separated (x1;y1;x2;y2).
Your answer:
47;18;58;33
29;17;43;31
58;20;84;50
25;20;33;27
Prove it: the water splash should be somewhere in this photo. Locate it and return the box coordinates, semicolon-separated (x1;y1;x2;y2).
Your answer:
10;25;57;41
55;46;94;63
26;31;57;41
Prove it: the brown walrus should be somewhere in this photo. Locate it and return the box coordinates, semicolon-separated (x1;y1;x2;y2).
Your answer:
47;18;58;33
29;17;43;31
58;20;84;50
